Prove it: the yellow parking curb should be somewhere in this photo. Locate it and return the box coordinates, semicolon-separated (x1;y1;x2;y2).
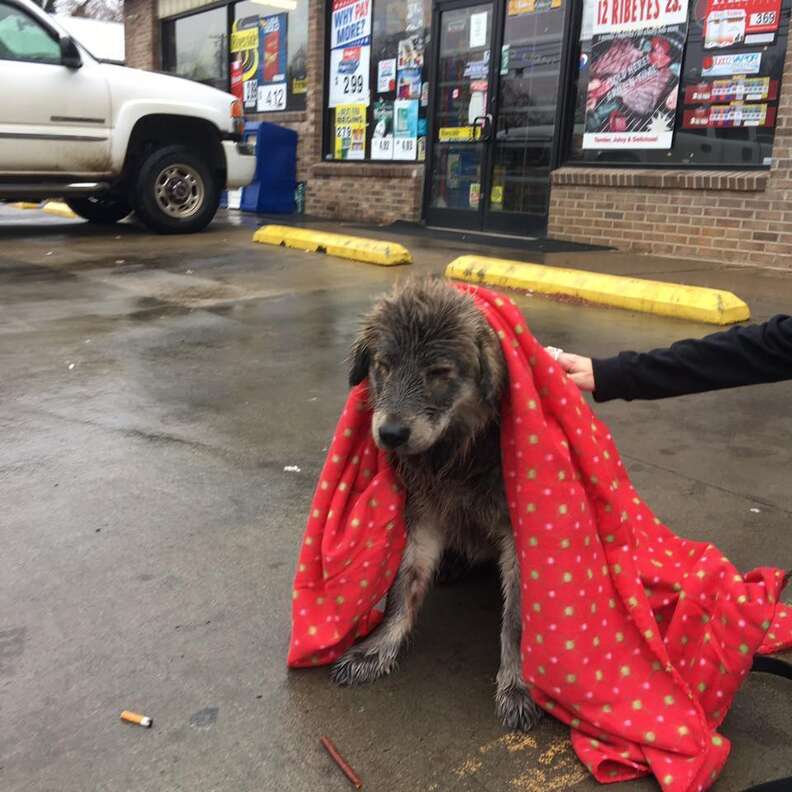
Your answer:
9;202;41;209
446;255;750;325
253;224;412;266
42;201;78;219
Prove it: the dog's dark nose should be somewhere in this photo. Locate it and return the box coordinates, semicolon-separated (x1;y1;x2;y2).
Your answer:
379;421;411;449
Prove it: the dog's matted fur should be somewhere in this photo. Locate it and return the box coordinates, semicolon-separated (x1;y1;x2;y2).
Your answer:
329;276;542;732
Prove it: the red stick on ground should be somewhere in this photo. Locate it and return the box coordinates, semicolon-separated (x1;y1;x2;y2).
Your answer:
320;736;363;789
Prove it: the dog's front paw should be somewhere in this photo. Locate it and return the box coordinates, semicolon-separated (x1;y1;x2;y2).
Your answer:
330;646;397;687
496;685;543;732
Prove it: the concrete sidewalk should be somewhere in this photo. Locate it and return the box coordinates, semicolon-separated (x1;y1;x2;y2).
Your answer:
1;206;790;791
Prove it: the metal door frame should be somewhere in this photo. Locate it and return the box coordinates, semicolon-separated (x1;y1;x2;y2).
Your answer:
423;0;506;230
422;0;579;235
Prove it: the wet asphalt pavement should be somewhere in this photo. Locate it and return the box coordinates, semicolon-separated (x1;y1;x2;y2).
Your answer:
1;206;791;792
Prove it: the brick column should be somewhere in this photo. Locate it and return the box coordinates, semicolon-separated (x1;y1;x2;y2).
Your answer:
305;0;325;165
124;0;160;71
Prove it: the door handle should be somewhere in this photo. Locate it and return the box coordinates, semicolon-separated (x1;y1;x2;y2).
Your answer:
472;114;493;142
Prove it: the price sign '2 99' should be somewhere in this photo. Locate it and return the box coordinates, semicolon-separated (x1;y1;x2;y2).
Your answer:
329;44;371;107
258;83;287;112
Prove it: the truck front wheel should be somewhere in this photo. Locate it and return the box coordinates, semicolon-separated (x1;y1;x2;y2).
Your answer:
133;145;220;234
65;196;131;225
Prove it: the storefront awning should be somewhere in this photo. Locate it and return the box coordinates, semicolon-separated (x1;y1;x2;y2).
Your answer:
157;0;218;20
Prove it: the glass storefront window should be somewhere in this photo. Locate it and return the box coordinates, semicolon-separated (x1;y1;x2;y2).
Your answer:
490;2;564;217
161;0;308;113
325;0;431;161
161;6;229;91
232;0;308;113
568;0;790;167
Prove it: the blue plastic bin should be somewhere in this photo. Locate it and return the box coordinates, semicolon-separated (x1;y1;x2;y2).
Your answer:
240;121;297;214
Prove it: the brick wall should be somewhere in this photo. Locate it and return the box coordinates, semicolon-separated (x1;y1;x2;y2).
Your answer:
124;0;159;71
308;164;424;223
548;25;792;269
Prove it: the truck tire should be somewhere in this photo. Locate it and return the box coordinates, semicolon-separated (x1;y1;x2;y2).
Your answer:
133;145;220;234
65;196;131;225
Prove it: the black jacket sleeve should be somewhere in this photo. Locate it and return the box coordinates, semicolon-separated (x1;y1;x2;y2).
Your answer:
592;315;792;402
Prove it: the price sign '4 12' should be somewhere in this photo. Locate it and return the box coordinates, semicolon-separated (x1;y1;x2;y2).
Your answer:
258;83;287;112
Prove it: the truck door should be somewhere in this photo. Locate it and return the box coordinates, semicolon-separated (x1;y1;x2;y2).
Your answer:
0;0;111;175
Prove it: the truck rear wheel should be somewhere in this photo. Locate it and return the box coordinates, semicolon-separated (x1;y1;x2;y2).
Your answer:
65;196;131;225
133;145;220;234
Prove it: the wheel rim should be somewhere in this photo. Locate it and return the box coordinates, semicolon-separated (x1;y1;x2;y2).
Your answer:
154;164;205;219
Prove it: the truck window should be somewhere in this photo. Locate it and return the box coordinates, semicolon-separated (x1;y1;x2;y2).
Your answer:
0;1;61;64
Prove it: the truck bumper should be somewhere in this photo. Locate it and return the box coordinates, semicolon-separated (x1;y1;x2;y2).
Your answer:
222;141;256;189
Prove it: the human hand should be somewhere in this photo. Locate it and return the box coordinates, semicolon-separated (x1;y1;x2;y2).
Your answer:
557;353;595;392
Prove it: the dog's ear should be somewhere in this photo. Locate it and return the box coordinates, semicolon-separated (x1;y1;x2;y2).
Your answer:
348;327;372;386
477;325;504;406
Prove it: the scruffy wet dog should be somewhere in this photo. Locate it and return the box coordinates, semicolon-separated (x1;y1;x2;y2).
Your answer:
329;276;542;732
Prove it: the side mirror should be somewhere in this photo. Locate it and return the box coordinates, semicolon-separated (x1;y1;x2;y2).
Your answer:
60;35;82;69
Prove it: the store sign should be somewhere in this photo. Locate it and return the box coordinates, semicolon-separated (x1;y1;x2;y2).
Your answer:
508;0;561;14
260;14;287;82
256;13;287;113
682;101;777;127
334;103;367;159
329;0;372;155
371;99;393;159
701;51;762;75
371;136;394;159
438;126;477;142
397;67;421;99
592;0;688;34
704;0;782;48
397;35;424;69
683;76;777;103
583;0;689;149
329;42;370;107
393;98;418;160
331;0;371;49
377;58;396;92
230;16;259;111
258;82;287;111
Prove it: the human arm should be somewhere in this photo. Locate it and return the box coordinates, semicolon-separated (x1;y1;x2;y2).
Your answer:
558;315;792;402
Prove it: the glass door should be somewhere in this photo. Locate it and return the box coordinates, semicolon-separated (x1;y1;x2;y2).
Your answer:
425;0;500;230
486;1;566;235
425;0;567;236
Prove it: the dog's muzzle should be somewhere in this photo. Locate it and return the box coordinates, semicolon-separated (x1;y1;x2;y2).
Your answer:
378;421;411;449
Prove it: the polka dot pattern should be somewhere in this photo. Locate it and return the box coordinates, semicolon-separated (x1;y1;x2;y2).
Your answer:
287;285;792;792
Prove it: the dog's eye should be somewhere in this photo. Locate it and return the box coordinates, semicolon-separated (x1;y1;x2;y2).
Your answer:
428;365;454;379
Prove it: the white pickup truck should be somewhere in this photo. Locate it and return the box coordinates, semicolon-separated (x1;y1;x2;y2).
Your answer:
0;0;256;233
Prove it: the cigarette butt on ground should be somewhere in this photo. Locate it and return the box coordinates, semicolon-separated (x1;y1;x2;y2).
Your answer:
120;710;153;728
320;735;363;789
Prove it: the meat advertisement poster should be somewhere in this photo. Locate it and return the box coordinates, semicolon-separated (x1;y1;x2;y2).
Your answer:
583;0;690;149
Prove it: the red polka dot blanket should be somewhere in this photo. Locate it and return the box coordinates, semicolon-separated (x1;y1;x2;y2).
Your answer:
288;284;792;791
